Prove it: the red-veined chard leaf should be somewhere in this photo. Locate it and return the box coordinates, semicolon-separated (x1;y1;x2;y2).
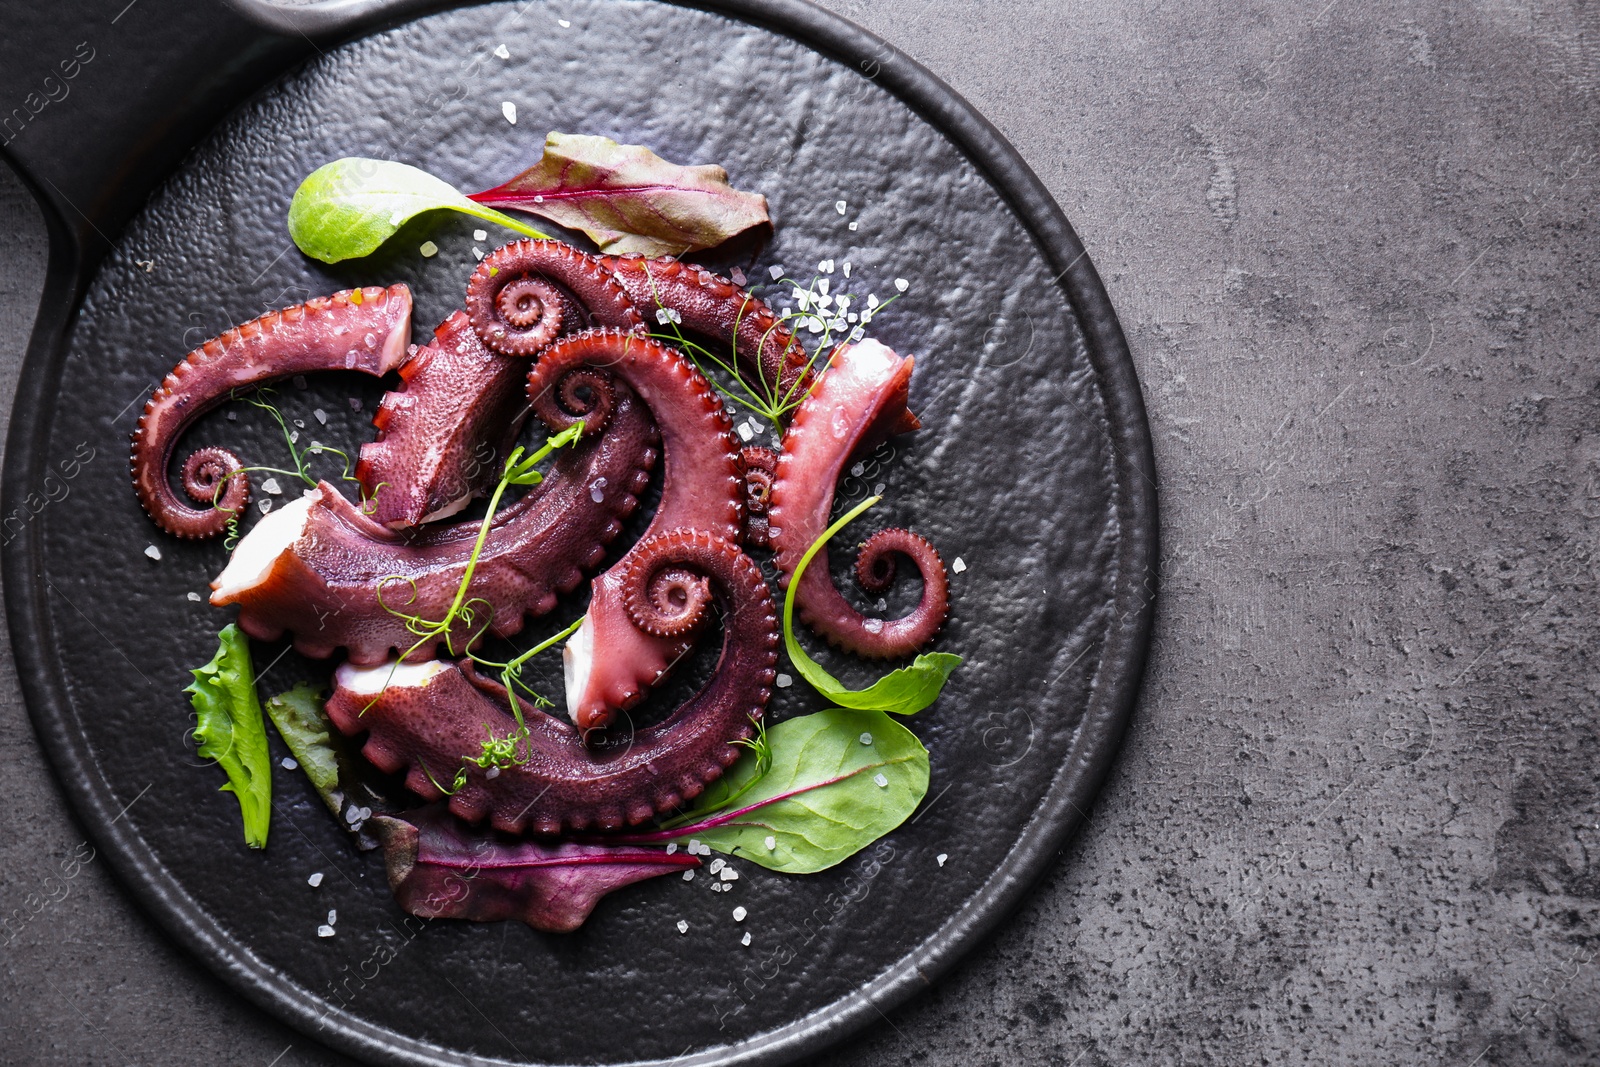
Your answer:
785;496;962;715
468;132;770;256
186;624;272;848
608;708;930;874
371;807;697;933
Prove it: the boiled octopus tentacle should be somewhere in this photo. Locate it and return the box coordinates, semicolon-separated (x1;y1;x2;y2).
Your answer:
325;529;778;835
739;446;779;550
131;284;413;539
211;382;658;663
355;312;529;528
767;338;949;658
602;255;812;408
525;329;743;731
356;242;643;529
466;239;642;357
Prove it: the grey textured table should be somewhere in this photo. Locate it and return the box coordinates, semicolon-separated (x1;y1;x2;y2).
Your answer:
2;1;1597;1064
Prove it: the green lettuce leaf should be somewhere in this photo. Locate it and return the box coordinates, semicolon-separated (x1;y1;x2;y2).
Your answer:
186;624;272;848
287;158;548;263
468;132;770;256
659;708;929;874
263;683;347;816
784;496;962;715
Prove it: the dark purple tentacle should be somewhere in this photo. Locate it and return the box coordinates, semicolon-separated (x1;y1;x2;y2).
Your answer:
130;284;412;539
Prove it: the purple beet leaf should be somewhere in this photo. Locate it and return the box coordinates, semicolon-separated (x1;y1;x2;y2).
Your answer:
371;806;698;933
468;132;770;256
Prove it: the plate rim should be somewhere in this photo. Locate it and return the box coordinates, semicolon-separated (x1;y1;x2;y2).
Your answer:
1;1;1158;1064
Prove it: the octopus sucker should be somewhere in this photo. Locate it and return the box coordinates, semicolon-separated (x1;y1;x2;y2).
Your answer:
767;338;949;658
602;254;813;408
325;528;777;834
467;239;643;357
130;284;413;539
212;383;659;664
739;445;779;549
526;329;744;730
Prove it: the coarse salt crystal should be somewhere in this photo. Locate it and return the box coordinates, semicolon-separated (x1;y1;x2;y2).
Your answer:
314;408;328;425
764;836;776;850
533;194;544;203
345;807;362;824
952;557;967;574
733;906;747;921
308;872;324;887
473;229;488;241
818;259;834;274
848;221;858;231
835;200;847;214
874;773;889;788
317;925;335;938
677;920;689;934
817;278;831;296
709;858;725;873
860;732;873;746
494;43;510;58
895;278;909;292
485;765;501;779
683;870;695;881
558;17;571;26
472;247;484;261
666;842;678;855
742;931;753;946
873;482;886;495
937;854;948;867
144;545;162;561
842;261;852;277
328;909;338;925
420;241;439;257
259;499;274;514
769;264;784;279
849;326;866;341
737;422;753;442
262;478;282;495
689;839;703;854
730;267;746;285
501;101;518;124
187;591;202;602
720;867;738;882
807;318;824;334
281;757;299;770
863;618;884;634
776;674;792;688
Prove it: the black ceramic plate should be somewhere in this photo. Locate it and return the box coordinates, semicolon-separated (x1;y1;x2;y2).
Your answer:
0;2;1155;1065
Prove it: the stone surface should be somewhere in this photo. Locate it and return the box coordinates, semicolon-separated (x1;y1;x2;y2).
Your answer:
1;1;1597;1065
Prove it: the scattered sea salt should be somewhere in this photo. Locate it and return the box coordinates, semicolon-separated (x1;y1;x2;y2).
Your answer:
144;545;162;561
485;765;501;779
689;839;703;854
472;229;488;242
769;265;784;280
952;557;967;574
534;194;544;203
226;411;238;420
677;920;689;934
317;925;335;938
863;618;884;634
937;854;948;867
733;906;747;921
818;259;835;274
730;267;746;285
860;732;873;746
720;868;739;882
683;870;695;881
817;278;831;296
895;278;909;292
849;326;866;341
656;307;682;325
308;872;324;887
313;408;328;425
187;592;202;602
842;261;852;278
666;842;678;855
327;909;338;925
737;422;753;442
776;674;792;688
873;482;885;495
764;836;776;851
259;499;274;514
472;247;484;261
345;807;362;824
807;318;824;334
558;17;571;27
709;858;725;873
874;773;889;788
835;200;847;215
494;43;510;59
848;221;858;231
742;931;753;946
281;757;299;770
262;477;282;495
502;101;518;124
420;241;439;257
